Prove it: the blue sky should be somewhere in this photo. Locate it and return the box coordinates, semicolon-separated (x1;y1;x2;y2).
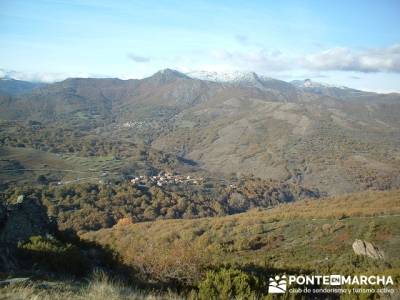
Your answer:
1;0;399;92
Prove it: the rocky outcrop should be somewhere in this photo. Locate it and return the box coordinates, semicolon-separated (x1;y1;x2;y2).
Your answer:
0;196;54;245
352;239;385;260
0;196;55;272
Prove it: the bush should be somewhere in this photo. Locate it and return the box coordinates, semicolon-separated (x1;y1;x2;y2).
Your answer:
130;239;208;285
18;235;88;275
198;268;262;300
36;175;48;185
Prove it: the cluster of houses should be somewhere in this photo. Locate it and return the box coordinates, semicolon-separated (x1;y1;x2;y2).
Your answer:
130;171;203;187
121;121;147;129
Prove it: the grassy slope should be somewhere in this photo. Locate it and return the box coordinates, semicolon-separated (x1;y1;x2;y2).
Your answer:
83;189;400;278
2;190;399;299
0;272;181;300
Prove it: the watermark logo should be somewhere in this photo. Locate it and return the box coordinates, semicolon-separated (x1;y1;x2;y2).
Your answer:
329;275;342;286
267;274;394;295
268;275;287;293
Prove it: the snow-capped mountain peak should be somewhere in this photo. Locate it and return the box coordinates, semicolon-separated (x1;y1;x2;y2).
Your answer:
291;79;347;90
186;70;269;84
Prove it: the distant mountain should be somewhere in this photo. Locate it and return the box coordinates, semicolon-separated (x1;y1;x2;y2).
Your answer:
291;78;345;89
187;70;289;88
187;70;302;101
290;78;370;99
150;68;191;83
186;71;385;101
1;69;399;195
0;78;46;95
186;70;266;84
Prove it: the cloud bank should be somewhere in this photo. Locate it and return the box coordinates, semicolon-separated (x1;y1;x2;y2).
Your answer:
0;69;109;83
2;44;399;86
210;44;400;74
303;44;400;73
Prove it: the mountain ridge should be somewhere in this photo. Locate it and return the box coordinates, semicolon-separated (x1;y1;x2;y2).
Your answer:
1;68;399;196
2;68;399;96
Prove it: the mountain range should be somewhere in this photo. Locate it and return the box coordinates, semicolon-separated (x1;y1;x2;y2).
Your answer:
1;69;399;195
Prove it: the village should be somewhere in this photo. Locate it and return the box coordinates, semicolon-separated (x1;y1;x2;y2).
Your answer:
130;171;204;187
121;120;147;129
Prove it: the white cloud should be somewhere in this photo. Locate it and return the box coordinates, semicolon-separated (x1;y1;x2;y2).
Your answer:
127;53;151;63
2;44;400;90
206;44;400;74
209;48;292;72
302;44;400;72
0;68;109;82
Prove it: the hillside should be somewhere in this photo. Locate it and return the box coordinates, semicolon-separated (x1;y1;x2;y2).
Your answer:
1;70;399;298
0;78;45;95
1;70;399;196
83;189;400;285
2;175;319;233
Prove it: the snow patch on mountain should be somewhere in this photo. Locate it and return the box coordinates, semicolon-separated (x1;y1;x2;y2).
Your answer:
186;70;273;84
291;79;348;90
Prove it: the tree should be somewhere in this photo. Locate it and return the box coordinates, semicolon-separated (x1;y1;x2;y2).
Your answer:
37;175;48;185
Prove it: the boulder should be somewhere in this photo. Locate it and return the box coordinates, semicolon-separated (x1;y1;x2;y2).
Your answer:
0;196;55;245
352;239;385;260
0;196;55;272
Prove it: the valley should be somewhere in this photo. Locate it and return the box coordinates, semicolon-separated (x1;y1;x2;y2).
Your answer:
1;1;399;298
0;70;399;299
1;70;399;195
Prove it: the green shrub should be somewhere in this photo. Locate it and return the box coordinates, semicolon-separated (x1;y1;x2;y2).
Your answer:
198;268;262;300
18;235;87;275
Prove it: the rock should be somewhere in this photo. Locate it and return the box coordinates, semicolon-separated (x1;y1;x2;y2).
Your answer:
352;239;385;260
16;195;24;203
0;196;55;245
0;197;56;272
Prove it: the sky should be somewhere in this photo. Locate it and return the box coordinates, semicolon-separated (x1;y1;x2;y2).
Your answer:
0;0;400;92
